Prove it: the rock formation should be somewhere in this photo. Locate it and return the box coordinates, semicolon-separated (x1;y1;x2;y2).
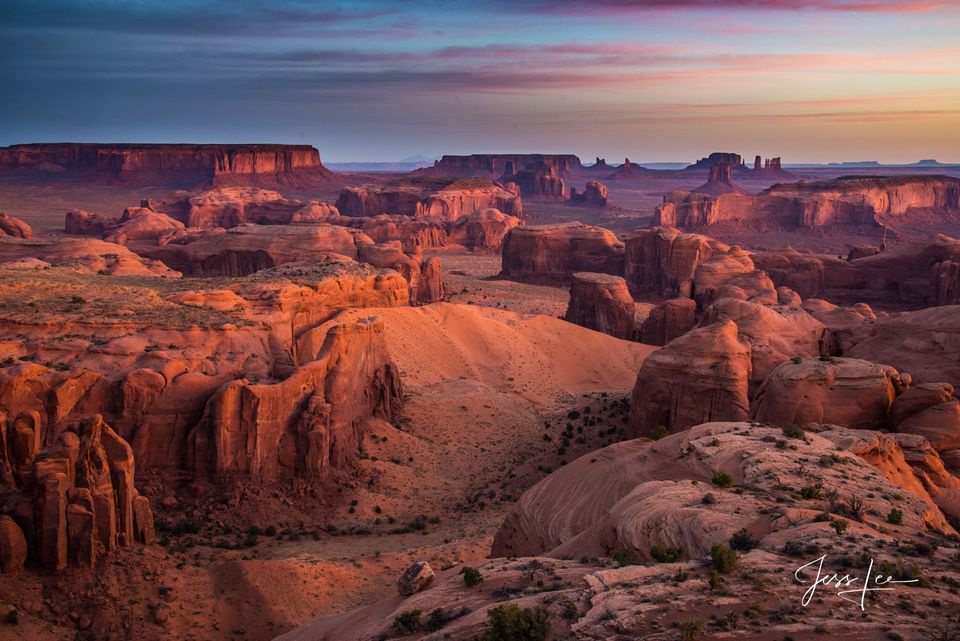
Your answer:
493;421;951;558
446;208;521;251
568;180;608;206
623;226;729;299
188;318;402;481
750;357;907;429
336;177;522;221
638;298;696;346
563;273;636;340
0;414;154;570
499;222;624;283
0;213;33;239
0;143;336;188
655;175;960;232
627;321;752;438
502;160;566;200
686;152;744;170
692;162;742;196
0;237;181;277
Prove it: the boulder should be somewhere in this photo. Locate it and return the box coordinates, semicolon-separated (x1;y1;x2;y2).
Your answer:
0;212;33;239
397;561;435;596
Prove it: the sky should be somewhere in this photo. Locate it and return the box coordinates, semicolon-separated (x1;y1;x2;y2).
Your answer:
1;0;958;163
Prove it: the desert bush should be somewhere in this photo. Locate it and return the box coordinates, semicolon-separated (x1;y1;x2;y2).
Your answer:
612;547;638;566
729;529;758;551
710;544;740;573
887;508;904;525
392;609;423;634
463;566;483;587
650;545;685;562
712;472;733;488
478;604;552;641
650;425;669;441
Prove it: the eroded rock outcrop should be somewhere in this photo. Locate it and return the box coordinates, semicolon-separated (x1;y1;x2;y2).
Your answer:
627;321;751;438
500;222;624;283
502;161;566;200
564;273;636;340
188;318;401;481
638;298;696;346
412;154;582;179
568;180;608;206
336;177;521;221
0;414;154;570
446;208;521;251
493;421;950;558
750;357;907;429
0;213;33;239
655;175;960;233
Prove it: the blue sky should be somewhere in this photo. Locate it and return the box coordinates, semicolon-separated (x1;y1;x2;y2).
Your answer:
1;0;958;162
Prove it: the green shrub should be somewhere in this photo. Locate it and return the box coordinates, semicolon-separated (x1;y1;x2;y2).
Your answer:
710;544;740;573
479;604;552;641
264;525;277;536
649;545;684;563
729;529;757;551
887;508;903;525
3;610;18;625
708;569;723;590
831;518;849;535
701;492;717;505
679;618;706;640
799;486;824;500
392;609;423;634
781;423;805;439
463;566;483;587
612;547;638;567
650;425;669;441
712;472;733;488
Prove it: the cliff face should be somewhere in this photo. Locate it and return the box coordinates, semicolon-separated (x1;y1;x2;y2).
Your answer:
412;154;583;179
0;143;336;188
655;175;960;231
188;319;401;481
502;161;566;200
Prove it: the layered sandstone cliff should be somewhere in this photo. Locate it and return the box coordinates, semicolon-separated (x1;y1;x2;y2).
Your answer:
499;222;624;282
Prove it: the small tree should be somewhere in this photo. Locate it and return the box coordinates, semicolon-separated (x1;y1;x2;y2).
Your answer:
479;604;553;641
612;547;638;567
887;508;904;525
392;609;423;634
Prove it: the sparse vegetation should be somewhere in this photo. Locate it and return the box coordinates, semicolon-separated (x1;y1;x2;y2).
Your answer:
463;566;483;587
478;604;552;641
650;545;685;562
710;544;740;573
392;609;423;634
712;471;733;488
650;424;669;440
612;547;639;566
887;508;904;525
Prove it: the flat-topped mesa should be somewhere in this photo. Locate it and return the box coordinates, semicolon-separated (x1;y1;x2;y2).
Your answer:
0;415;154;571
655;175;960;231
568;180;608;206
0;143;336;188
686;152;745;170
502;160;566;200
411;153;583;179
499;222;625;283
564;272;636;340
335;176;522;221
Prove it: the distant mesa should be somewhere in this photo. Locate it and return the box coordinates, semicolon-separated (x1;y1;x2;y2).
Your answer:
0;143;337;189
336;176;522;220
687;152;745;170
605;157;654;181
411;153;583;180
